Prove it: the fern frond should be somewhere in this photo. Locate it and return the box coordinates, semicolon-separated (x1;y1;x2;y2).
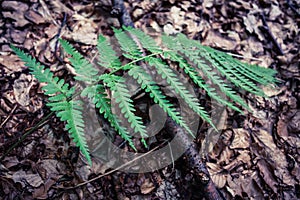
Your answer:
13;27;278;166
59;39;99;83
201;46;265;96
12;45;92;165
47;99;91;165
174;34;251;110
125;27;163;54
11;46;72;99
233;60;278;85
82;84;136;150
97;35;122;70
101;74;148;146
162;50;243;113
128;65;195;136
113;28;142;59
146;57;216;130
65;100;91;165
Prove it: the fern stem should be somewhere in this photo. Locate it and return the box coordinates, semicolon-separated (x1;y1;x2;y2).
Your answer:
108;51;164;75
0;111;54;161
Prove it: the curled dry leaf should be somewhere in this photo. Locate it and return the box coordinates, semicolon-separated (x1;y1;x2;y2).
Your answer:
140;178;155;194
206;162;227;188
230;129;250;149
13;74;33;107
252;130;295;187
12;170;43;189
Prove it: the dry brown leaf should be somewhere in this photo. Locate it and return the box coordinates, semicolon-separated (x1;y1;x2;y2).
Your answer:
13;74;34;107
63;15;98;45
242;7;264;41
253;130;295;187
206;162;227;188
2;1;30;27
24;10;47;25
226;170;265;199
230;129;250;149
140;178;155;194
262;85;283;97
0;53;27;75
12;170;43;188
219;147;234;164
203;0;214;8
256;158;278;192
202;31;237;51
268;4;283;20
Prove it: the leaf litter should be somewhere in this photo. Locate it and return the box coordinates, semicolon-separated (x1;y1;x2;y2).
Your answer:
0;0;299;199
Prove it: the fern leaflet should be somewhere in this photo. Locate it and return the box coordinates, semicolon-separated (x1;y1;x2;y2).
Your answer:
12;45;92;165
81;84;136;150
146;56;216;130
59;39;99;83
97;35;122;70
101;74;148;146
128;65;195;136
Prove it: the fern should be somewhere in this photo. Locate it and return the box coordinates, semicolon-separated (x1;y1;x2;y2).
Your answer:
128;65;195;136
101;74;148;146
81;84;136;150
12;27;277;165
97;35;122;69
11;46;92;165
59;39;98;83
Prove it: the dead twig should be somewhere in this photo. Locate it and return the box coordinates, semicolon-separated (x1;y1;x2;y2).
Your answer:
55;12;68;63
55;143;163;189
0;104;17;128
259;12;284;55
287;0;300;17
165;117;225;200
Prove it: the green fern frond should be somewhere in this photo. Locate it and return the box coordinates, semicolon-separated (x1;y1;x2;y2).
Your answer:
11;46;72;99
201;46;265;96
59;39;99;83
13;27;278;166
81;84;136;150
97;35;122;70
235;60;278;85
64;100;91;165
163;50;243;113
146;57;216;130
173;34;251;110
125;27;163;54
11;45;92;165
128;64;195;136
113;28;142;59
101;74;148;146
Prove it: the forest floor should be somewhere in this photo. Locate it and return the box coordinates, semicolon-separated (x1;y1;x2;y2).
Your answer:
0;0;299;199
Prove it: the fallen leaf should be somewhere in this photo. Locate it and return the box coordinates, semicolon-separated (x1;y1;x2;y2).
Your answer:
12;170;43;188
230;129;250;149
13;74;33;107
207;162;227;188
140;178;155;194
